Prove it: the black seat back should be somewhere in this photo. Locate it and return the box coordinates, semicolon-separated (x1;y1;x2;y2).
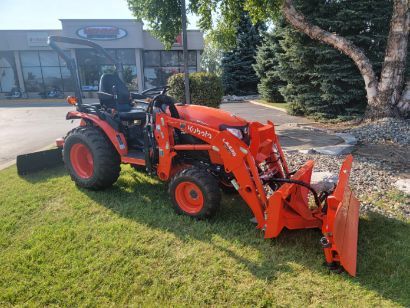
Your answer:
98;73;131;110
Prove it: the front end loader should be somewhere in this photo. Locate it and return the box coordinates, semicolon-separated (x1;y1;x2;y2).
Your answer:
153;112;360;276
17;36;360;276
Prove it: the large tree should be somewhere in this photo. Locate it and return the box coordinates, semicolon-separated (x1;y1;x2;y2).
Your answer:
221;12;265;95
259;0;395;118
253;32;285;103
280;0;409;118
127;0;409;118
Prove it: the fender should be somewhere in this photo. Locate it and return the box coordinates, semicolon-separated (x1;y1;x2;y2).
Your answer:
66;111;128;156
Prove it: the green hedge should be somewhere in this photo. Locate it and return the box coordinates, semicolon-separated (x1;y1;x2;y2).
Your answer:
168;72;223;108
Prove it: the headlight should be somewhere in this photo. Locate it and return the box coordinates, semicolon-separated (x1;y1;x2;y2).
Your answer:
226;127;243;139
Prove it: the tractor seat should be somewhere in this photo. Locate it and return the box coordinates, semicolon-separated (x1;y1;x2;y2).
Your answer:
118;108;146;121
98;73;131;109
98;73;146;122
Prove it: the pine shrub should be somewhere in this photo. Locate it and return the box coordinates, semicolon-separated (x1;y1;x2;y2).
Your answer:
168;72;224;108
253;33;285;103
221;13;265;95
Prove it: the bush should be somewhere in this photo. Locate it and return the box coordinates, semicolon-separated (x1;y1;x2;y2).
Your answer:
287;101;306;116
168;72;224;108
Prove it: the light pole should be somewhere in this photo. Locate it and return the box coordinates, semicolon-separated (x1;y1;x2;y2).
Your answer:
180;0;191;104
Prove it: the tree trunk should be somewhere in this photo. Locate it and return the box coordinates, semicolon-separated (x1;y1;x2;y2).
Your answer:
370;0;409;118
397;80;410;116
282;0;409;119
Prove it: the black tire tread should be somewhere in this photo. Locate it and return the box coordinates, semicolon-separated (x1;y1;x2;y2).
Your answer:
64;126;120;190
169;166;221;219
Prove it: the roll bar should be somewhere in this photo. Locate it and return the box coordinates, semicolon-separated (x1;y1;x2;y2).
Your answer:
47;35;124;106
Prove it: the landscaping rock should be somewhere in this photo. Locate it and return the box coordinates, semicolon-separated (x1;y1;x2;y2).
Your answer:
344;117;410;146
394;179;410;195
311;171;338;192
222;95;260;102
298;149;317;155
285;151;409;219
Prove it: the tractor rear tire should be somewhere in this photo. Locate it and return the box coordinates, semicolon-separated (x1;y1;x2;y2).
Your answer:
64;126;120;190
169;167;221;219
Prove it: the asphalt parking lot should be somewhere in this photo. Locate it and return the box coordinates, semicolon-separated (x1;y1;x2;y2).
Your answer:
0;100;342;170
0;102;77;169
221;102;342;150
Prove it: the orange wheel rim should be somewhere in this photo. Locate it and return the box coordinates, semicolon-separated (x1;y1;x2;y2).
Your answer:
70;143;94;179
175;181;204;214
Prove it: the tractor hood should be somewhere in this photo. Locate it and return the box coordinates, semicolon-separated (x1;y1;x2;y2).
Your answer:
175;104;248;130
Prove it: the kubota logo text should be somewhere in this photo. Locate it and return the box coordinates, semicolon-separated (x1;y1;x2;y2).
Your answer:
222;138;237;157
186;125;213;139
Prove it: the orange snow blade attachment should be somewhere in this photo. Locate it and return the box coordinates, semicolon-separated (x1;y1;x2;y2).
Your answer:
264;155;359;276
322;155;360;276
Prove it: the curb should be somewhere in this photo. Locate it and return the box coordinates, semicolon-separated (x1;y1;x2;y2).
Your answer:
0;143;57;171
248;100;288;112
0;100;65;105
0;160;16;171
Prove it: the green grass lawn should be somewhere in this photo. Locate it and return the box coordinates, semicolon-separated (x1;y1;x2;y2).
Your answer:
0;165;409;306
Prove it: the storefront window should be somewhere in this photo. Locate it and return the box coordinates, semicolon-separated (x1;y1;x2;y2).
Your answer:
20;50;73;93
144;51;160;67
42;67;64;90
182;51;197;66
39;51;60;66
161;51;179;66
61;67;75;93
117;49;136;65
143;67;162;89
124;65;138;91
76;48;137;91
20;51;40;67
143;50;197;89
0;51;19;93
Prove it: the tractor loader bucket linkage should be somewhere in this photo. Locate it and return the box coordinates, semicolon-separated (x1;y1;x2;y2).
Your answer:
155;114;360;276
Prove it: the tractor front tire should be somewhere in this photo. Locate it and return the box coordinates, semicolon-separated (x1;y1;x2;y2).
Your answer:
169;167;221;219
64;126;120;190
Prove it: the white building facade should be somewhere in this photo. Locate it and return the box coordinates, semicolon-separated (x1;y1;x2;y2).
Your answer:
0;19;204;98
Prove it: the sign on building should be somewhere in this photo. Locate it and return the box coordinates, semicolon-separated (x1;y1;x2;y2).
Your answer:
76;26;127;40
27;32;49;47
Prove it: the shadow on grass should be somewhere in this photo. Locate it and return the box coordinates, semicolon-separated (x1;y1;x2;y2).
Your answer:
18;166;67;184
18;165;409;305
78;170;410;307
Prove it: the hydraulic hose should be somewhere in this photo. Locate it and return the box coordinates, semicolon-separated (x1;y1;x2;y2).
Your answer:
269;178;322;208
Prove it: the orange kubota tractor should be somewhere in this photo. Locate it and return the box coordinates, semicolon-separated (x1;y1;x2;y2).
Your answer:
17;36;360;276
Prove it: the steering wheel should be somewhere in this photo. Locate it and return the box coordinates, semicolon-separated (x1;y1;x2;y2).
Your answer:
152;94;179;119
141;86;169;98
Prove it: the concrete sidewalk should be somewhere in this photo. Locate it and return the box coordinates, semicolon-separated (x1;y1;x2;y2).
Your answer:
221;102;343;151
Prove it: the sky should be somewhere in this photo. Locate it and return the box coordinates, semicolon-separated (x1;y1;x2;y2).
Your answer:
0;0;199;30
